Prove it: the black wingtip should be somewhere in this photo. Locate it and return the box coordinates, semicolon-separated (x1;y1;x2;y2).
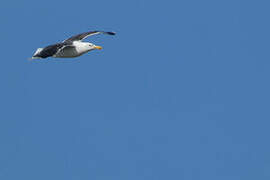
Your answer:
106;31;116;35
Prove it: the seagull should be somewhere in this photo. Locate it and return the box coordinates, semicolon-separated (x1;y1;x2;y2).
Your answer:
31;31;116;59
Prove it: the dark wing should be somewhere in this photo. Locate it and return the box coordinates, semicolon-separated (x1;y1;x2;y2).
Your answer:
37;42;73;58
63;31;116;42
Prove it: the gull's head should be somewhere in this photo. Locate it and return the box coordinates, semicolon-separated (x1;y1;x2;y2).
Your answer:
87;42;102;51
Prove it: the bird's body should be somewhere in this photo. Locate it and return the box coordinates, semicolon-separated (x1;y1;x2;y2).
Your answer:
52;41;96;58
31;31;115;59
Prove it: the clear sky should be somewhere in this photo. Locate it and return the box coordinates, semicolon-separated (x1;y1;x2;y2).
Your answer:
0;0;270;179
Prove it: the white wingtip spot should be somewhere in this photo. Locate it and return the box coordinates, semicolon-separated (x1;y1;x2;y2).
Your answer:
33;48;43;56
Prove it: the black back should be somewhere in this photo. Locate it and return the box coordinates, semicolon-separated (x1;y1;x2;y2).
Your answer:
34;42;72;58
38;43;63;58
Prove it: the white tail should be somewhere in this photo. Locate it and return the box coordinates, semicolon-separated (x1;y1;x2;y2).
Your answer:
28;56;42;61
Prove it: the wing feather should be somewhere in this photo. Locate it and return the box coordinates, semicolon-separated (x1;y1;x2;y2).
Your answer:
63;31;116;42
35;42;74;58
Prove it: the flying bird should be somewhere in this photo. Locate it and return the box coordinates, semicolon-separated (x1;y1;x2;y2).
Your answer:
31;31;116;59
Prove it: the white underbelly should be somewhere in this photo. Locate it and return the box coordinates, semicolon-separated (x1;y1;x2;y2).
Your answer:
54;48;85;58
53;41;93;58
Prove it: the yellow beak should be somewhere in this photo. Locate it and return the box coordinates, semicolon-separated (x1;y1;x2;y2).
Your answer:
95;45;103;50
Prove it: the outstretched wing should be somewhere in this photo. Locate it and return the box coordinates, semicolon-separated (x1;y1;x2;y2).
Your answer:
35;42;74;58
63;31;116;42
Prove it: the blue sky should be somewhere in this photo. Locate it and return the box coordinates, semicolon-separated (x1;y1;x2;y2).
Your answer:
1;0;270;179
